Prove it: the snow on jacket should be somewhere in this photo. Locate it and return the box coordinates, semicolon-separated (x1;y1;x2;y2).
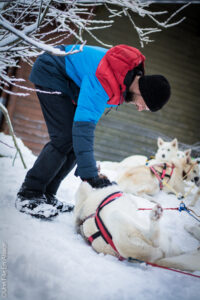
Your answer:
29;44;145;179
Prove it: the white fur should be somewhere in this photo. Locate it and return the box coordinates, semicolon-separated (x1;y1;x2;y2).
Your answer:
74;183;182;262
155;137;178;162
184;224;200;242
74;183;200;272
116;151;199;198
156;249;200;272
177;150;186;159
190;189;200;207
99;155;147;175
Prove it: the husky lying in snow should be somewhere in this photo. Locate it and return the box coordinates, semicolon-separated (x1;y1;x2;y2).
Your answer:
116;150;199;197
74;183;181;262
99;137;186;176
74;183;200;271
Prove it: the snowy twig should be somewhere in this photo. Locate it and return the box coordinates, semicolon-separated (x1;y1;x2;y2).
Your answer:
0;0;189;96
0;103;27;169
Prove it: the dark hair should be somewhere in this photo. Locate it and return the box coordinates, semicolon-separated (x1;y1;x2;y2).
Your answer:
124;91;134;103
123;63;144;102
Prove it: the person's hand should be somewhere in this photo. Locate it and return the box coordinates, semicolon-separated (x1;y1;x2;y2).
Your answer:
83;174;116;188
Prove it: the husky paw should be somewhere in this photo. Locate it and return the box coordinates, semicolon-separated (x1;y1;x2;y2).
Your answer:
150;204;163;221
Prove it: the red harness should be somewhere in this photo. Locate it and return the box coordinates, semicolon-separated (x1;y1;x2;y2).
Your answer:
81;191;200;279
150;163;175;190
83;191;124;260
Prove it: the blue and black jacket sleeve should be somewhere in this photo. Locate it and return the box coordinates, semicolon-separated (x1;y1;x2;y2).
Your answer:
72;75;109;179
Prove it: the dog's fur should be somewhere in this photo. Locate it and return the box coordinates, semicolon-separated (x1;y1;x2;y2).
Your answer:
156;249;200;272
155;138;178;162
184;224;200;242
116;150;199;197
100;138;187;175
99;155;147;175
188;158;200;206
74;183;182;262
190;189;200;207
157;223;200;272
148;138;187;166
74;183;200;271
177;150;186;159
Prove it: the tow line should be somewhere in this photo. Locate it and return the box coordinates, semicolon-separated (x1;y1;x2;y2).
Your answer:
128;257;200;279
138;202;200;223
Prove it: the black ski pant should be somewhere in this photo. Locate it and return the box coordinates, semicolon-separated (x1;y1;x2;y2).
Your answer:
23;86;77;194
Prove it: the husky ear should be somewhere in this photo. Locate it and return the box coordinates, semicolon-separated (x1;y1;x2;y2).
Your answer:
184;149;192;164
171;138;178;149
157;137;164;148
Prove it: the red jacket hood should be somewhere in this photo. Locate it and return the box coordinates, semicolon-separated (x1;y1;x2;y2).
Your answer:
96;44;145;105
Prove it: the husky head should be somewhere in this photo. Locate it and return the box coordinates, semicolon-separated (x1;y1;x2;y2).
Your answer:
155;138;178;162
182;149;200;186
177;150;186;159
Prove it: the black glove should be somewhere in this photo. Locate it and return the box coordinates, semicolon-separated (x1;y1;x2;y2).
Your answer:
83;175;115;189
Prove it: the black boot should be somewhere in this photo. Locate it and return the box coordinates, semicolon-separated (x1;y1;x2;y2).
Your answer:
45;193;74;212
16;186;58;218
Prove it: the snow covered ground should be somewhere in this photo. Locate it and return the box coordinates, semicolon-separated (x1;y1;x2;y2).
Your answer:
0;132;200;300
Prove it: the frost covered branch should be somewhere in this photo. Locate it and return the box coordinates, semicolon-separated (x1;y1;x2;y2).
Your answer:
0;0;112;95
0;0;189;96
102;0;190;47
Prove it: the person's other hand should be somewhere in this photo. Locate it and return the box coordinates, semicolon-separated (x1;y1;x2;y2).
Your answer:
83;174;116;188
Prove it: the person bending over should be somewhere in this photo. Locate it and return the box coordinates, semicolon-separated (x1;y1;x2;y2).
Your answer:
16;44;171;218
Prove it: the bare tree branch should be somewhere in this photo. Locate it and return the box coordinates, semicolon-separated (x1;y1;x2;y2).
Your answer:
0;0;189;95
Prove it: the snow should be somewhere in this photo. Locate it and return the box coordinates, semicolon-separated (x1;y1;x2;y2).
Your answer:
0;132;200;300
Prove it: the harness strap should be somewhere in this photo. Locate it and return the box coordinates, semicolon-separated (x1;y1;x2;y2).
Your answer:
160;163;167;180
88;231;101;244
138;207;178;211
82;193;200;275
150;163;175;190
150;165;164;189
86;191;124;260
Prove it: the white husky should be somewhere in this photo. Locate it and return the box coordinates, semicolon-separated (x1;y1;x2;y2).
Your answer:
74;183;200;271
100;137;185;175
117;137;179;169
148;137;186;166
116;150;199;197
74;183;181;261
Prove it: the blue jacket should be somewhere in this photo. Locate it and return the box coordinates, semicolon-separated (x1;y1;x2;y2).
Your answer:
29;45;117;179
